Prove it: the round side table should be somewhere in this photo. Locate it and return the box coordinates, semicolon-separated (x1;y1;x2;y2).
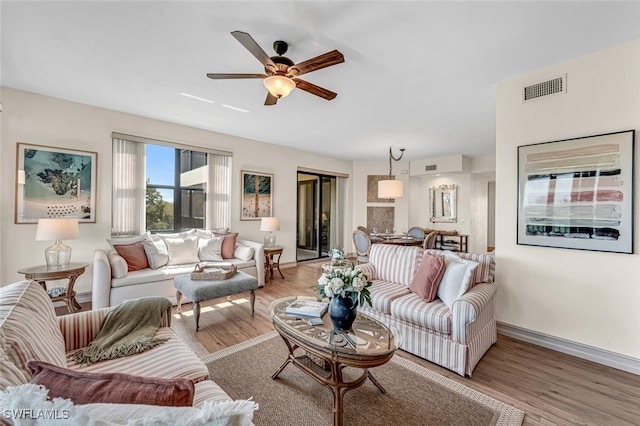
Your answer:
17;263;88;313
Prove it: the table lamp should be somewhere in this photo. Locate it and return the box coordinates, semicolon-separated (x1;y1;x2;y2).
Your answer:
35;218;79;266
260;217;280;248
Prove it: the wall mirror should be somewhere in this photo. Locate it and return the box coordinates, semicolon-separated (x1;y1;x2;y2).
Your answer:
430;184;457;223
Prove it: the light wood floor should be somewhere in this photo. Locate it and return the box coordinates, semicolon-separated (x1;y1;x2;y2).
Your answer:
65;261;640;426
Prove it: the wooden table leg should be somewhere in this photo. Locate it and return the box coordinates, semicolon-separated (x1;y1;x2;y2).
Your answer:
249;290;255;316
194;301;201;331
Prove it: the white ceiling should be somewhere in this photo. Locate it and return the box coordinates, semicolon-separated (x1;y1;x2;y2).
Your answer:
2;1;640;162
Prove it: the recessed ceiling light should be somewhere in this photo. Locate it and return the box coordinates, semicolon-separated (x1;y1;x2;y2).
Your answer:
221;104;250;113
180;92;214;103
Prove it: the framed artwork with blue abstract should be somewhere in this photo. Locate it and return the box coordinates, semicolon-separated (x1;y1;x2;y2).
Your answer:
241;170;273;220
15;143;97;224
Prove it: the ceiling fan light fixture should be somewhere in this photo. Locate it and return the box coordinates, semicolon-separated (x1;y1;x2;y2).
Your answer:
263;75;296;98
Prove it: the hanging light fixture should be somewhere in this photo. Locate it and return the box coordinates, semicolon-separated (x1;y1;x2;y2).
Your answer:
378;147;406;199
263;74;296;98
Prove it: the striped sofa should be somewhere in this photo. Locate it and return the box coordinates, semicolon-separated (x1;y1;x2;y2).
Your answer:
357;244;497;376
0;280;239;421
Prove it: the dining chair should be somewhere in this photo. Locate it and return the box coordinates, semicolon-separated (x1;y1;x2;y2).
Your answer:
352;230;372;264
407;226;425;240
356;226;371;235
423;231;438;250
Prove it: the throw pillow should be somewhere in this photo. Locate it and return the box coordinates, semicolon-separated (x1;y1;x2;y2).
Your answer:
198;236;224;262
436;252;479;309
409;253;445;301
234;244;255;262
143;238;170;269
214;232;239;259
163;235;200;265
107;250;128;278
113;241;150;272
27;361;194;407
106;235;144;248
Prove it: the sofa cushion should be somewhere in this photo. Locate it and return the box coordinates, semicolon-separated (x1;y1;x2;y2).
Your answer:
107;235;145;248
409;253;445;301
164;236;200;265
66;327;209;383
437;252;479;308
107;250;128;278
113;241;150;272
143;237;170;269
234;244;255;262
198;236;224;262
214;232;239;259
369;244;421;286
391;293;452;334
28;360;195;406
0;331;30;390
366;280;411;315
0;281;67;377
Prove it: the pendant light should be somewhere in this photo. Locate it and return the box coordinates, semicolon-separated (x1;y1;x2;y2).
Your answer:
378;147;406;198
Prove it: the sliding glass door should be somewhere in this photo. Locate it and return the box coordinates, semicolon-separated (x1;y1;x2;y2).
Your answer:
297;172;337;261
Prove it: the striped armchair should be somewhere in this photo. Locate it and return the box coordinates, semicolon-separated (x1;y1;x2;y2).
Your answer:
357;245;497;376
0;280;238;412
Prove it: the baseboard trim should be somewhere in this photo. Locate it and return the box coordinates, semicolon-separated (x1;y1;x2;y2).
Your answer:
497;322;640;376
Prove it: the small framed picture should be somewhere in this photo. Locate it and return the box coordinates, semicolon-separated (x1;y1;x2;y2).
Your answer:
241;170;273;220
15;143;97;223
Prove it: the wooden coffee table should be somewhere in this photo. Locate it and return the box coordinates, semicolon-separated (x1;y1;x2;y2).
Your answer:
269;296;400;426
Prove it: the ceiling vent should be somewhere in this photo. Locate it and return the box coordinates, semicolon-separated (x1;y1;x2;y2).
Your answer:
523;74;566;102
425;164;437;172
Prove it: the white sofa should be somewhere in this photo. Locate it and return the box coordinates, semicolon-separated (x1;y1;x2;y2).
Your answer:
93;231;264;309
357;244;497;376
0;280;256;424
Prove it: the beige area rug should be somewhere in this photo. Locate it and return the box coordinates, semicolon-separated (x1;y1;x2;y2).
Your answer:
202;332;524;426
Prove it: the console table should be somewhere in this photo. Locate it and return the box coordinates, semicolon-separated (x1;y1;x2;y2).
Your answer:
17;263;88;313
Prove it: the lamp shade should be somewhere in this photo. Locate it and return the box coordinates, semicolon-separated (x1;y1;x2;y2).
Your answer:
35;218;79;241
378;179;404;198
260;217;280;232
263;75;296;98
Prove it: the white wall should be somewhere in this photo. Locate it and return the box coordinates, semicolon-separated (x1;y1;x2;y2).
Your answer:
0;87;352;293
495;39;640;359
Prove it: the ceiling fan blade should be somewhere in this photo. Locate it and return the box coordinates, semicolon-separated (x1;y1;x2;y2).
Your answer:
293;79;337;100
264;91;278;106
207;73;267;80
231;31;276;72
288;50;344;77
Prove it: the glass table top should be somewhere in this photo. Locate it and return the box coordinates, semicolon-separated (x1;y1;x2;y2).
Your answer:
269;296;400;357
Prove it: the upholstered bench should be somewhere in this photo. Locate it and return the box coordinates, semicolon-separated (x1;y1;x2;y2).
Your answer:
174;271;259;331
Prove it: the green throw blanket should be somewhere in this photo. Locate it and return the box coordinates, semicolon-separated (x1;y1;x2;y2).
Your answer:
72;297;172;365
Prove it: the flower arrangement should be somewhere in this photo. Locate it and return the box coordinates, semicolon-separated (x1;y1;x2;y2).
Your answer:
328;247;345;266
316;263;372;307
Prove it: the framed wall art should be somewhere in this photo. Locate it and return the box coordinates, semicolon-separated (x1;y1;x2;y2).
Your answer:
241;170;273;220
517;130;635;253
15;143;97;224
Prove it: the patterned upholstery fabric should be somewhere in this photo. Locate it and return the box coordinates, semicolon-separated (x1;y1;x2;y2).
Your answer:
390;293;452;334
192;380;233;407
0;281;67;377
369;244;421;286
66;328;210;383
0;330;30;390
366;247;497;376
367;280;410;315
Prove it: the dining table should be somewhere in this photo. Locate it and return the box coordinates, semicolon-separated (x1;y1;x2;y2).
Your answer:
370;234;423;246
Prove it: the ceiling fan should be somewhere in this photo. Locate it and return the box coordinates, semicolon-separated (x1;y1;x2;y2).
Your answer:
206;31;344;106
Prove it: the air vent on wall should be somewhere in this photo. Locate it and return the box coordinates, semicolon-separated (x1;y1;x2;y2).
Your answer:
425;164;437;172
523;74;566;102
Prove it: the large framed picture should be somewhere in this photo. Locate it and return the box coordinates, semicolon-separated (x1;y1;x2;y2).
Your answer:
241;170;273;220
15;143;97;223
517;130;635;253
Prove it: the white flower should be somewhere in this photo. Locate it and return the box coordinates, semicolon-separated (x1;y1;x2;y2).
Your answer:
318;274;330;286
351;276;366;292
330;277;345;293
324;284;335;298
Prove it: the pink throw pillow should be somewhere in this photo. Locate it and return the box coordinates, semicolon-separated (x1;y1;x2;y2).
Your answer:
214;232;239;259
113;241;150;272
409;253;445;301
28;360;194;406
